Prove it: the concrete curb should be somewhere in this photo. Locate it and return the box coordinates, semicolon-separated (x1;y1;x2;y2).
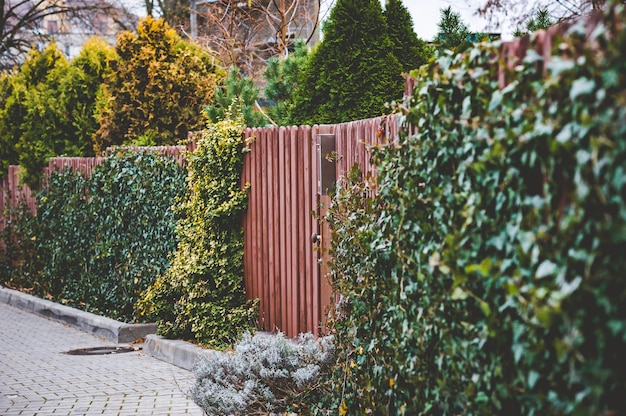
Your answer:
144;334;206;371
0;286;156;343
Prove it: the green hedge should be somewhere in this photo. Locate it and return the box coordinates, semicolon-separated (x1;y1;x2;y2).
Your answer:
1;150;186;322
323;3;626;415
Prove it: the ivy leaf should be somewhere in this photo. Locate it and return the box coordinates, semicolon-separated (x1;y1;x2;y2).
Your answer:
535;260;558;279
570;77;595;100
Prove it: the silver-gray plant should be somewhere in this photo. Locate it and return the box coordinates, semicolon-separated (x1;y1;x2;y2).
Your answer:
191;332;334;415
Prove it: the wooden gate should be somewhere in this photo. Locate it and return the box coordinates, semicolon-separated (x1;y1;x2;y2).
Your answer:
241;115;399;337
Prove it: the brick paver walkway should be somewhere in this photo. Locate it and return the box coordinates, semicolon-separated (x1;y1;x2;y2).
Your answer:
0;302;204;415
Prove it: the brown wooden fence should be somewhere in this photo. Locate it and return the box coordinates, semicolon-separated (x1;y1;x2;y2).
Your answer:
242;115;400;336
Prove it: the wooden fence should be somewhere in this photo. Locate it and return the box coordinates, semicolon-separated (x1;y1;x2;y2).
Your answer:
243;116;400;336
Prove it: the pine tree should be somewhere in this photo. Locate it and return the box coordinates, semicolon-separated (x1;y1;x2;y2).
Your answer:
513;8;553;37
435;6;471;51
263;40;309;126
292;0;404;125
384;0;431;72
206;66;266;128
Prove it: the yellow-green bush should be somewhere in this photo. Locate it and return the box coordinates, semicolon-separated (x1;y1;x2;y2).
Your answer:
94;17;223;153
138;117;257;349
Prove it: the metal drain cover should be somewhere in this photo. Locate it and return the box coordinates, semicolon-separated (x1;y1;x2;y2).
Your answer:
65;346;139;355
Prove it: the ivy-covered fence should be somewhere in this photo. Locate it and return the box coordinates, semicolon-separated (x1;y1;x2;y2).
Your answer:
0;149;187;321
323;4;626;415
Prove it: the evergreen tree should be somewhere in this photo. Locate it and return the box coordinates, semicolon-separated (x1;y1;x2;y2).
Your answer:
435;6;472;51
94;17;223;153
205;66;266;128
384;0;431;72
0;40;116;186
292;0;404;125
263;40;309;126
513;8;553;37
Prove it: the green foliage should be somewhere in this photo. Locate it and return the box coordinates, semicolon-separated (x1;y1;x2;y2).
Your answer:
95;16;223;153
58;37;117;156
322;3;626;415
263;40;310;126
384;0;432;72
137;117;258;349
514;8;554;37
0;200;40;290
0;39;115;187
9;151;186;321
206;66;266;128
434;6;472;51
292;0;404;125
0;44;70;187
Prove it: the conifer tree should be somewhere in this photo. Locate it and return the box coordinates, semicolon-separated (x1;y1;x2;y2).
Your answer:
263;40;309;126
435;6;471;51
94;17;222;152
205;66;266;128
292;0;404;125
384;0;431;72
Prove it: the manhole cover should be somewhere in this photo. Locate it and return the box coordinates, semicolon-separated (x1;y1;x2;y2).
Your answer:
64;346;139;355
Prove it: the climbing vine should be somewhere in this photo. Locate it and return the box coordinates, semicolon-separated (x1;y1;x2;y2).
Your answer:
138;117;258;349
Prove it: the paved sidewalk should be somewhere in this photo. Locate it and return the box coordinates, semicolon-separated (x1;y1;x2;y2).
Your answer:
0;302;204;416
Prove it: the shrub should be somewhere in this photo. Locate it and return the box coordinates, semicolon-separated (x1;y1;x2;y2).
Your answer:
0;39;115;187
323;3;626;415
191;332;334;415
94;16;223;152
205;66;266;128
0;199;40;290
32;150;185;321
137;116;258;348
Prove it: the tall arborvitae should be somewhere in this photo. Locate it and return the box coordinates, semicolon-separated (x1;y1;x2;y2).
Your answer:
384;0;431;72
292;0;403;125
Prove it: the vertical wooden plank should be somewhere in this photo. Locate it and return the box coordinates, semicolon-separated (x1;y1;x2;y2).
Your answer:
278;127;288;334
302;125;314;334
284;128;294;337
242;129;253;306
255;129;267;330
247;129;258;324
266;128;276;331
261;129;272;331
310;125;320;337
297;126;308;334
289;127;299;337
271;127;281;331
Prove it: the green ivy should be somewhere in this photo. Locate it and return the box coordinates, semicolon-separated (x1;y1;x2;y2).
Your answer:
18;150;186;321
137;117;258;349
323;3;626;415
0;198;41;290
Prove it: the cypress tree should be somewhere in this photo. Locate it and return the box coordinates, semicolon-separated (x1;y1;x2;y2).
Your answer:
292;0;403;125
384;0;431;72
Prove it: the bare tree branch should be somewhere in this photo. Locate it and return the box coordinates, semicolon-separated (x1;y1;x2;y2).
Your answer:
1;0;135;71
469;0;607;32
191;0;320;78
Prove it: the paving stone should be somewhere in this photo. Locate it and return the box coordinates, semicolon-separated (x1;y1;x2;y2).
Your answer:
0;302;204;416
